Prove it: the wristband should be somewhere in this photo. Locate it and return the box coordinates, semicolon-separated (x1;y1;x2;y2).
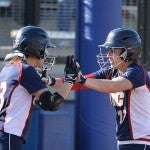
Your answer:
79;75;87;84
64;80;74;84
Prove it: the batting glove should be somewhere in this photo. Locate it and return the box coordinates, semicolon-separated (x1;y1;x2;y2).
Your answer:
64;55;78;84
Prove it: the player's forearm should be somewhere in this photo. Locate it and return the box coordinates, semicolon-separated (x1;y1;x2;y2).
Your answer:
57;82;73;99
51;78;64;88
84;78;122;93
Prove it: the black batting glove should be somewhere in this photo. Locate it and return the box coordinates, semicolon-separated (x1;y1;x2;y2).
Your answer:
77;71;87;84
64;55;78;84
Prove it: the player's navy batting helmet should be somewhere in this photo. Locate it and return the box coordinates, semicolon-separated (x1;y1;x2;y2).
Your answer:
97;28;142;69
13;25;56;59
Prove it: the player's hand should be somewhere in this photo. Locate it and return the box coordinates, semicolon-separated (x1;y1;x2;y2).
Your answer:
36;67;46;78
36;67;56;86
64;55;79;84
41;75;53;85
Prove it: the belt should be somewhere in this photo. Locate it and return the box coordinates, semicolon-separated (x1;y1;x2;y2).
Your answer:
118;140;150;146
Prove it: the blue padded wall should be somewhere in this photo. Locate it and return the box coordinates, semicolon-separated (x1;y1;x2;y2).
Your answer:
75;0;122;150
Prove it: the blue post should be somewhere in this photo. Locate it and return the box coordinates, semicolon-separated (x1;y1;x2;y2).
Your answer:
75;0;121;150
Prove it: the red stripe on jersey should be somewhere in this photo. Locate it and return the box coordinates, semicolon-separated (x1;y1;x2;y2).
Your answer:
127;89;134;140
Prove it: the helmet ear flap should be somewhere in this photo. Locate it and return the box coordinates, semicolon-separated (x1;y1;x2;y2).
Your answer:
19;39;44;59
119;47;141;62
18;39;33;57
13;38;30;51
119;49;135;62
119;49;127;60
19;38;30;50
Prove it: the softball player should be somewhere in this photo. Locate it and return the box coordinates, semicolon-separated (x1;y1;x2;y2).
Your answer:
0;26;78;150
76;28;150;150
52;28;150;150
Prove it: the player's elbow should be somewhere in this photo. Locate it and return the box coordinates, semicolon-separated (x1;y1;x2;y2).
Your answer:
38;91;64;111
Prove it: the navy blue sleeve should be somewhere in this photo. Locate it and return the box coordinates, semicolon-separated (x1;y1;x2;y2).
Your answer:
21;64;47;94
122;64;145;88
93;67;114;79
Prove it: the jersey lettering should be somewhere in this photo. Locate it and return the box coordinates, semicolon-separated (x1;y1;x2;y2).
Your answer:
110;92;127;124
110;91;124;107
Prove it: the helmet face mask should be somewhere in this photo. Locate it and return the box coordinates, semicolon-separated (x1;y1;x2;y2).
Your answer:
97;47;127;70
44;47;56;70
97;47;110;69
97;28;142;70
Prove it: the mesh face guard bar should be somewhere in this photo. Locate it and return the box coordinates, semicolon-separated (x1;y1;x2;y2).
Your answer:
97;46;127;70
44;47;56;71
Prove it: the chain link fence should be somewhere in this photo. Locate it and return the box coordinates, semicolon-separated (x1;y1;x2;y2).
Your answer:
122;0;138;29
0;0;138;69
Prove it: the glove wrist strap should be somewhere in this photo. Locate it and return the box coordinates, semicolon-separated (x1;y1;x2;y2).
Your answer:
49;78;56;86
79;75;87;84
